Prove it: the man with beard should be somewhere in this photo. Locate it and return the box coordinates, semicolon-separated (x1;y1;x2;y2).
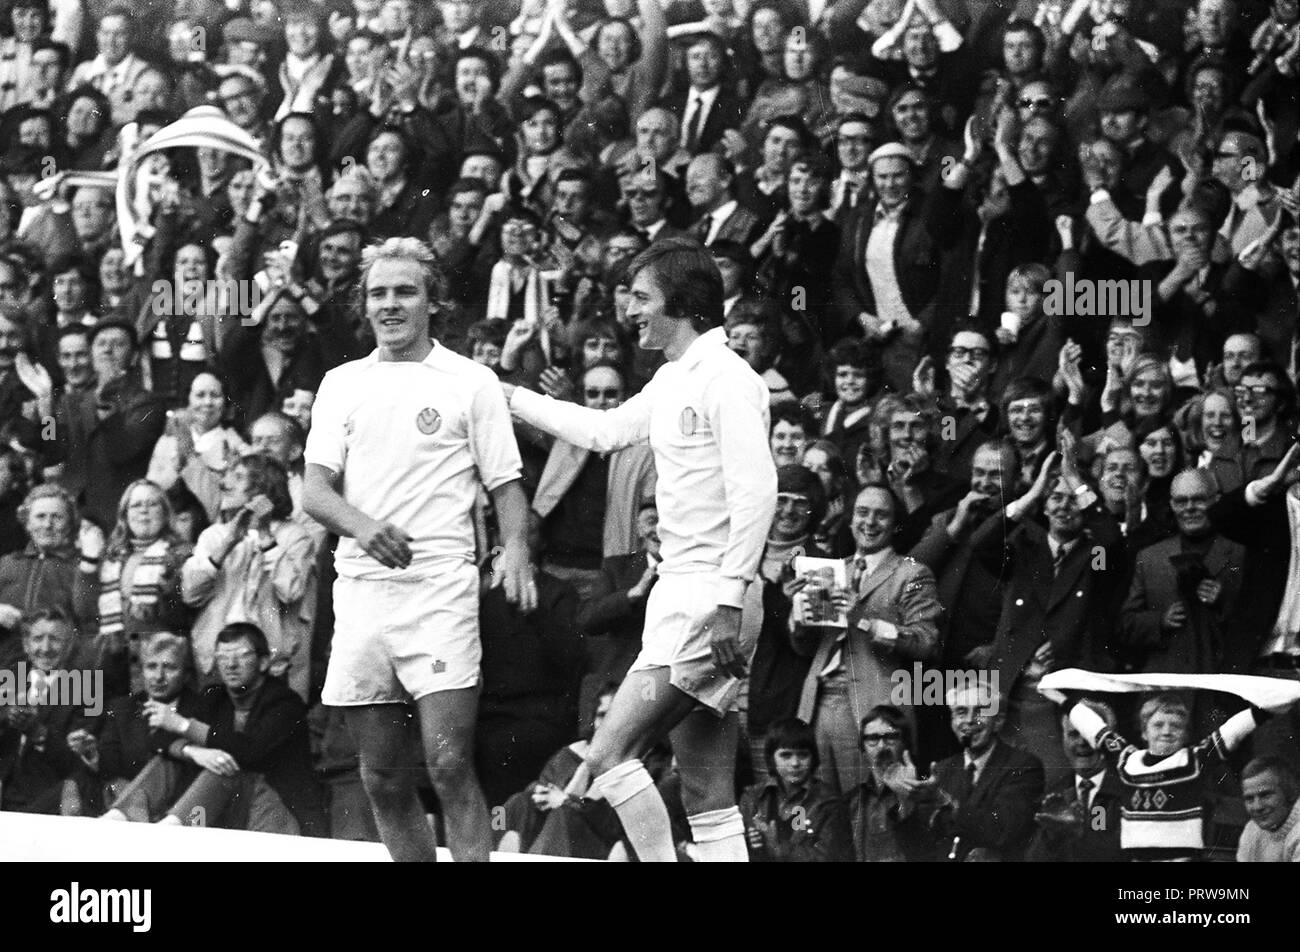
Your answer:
845;704;943;862
1026;699;1124;862
1120;469;1245;676
930;682;1045;862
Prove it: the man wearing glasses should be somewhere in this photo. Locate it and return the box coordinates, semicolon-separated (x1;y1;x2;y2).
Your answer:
828;113;874;224
1210;127;1281;255
917;326;1000;483
216;71;270;142
531;363;656;603
846;704;942;861
1119;468;1245;679
619;168;684;245
1235;360;1295;480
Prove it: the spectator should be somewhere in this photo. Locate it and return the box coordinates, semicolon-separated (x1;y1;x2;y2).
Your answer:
146;372;248;521
0;608;102;814
0;484;99;662
151;622;327;835
182;453;317;701
78;630;204;821
847;703;943;862
94;479;192;695
738;716;853;862
790;483;942;793
1026;699;1124;862
931;682;1046;862
1237;757;1300;862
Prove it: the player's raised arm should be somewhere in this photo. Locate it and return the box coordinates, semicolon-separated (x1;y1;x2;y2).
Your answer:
504;380;654;454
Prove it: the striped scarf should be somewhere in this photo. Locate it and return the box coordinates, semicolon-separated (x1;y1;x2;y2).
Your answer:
116;107;267;272
98;539;172;638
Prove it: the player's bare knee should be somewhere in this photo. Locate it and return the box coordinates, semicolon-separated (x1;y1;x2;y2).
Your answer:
359;765;413;807
424;742;474;788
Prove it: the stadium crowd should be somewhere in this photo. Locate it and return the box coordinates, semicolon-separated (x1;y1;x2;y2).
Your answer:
2;0;1300;861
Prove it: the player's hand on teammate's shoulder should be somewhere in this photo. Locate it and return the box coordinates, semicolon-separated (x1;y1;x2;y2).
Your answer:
359;519;414;569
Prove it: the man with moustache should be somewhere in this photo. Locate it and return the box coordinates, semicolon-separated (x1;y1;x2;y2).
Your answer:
1026;700;1124;862
846;704;943;862
930;683;1045;862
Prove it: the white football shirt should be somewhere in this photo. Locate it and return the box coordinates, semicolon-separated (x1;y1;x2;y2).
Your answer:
305;342;522;579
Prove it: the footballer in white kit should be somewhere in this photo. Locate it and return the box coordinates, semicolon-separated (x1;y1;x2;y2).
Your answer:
304;238;535;863
505;238;777;862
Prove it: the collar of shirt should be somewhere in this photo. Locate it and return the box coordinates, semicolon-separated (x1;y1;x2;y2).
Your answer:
678;325;727;371
644;218;667;240
1047;536;1078;561
689;84;720;113
873;200;905;224
853;548;889;579
705;199;737;240
1235;183;1270;211
458;27;481;49
964;741;996;780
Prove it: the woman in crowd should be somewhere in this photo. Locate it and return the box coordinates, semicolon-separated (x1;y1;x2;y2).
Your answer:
147;372;247;522
181;453;316;701
95;479;193;694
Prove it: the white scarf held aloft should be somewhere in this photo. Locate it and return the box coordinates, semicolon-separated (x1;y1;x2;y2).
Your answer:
1039;668;1300;712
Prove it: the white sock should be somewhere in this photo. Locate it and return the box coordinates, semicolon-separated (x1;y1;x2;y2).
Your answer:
688;807;749;862
591;760;677;862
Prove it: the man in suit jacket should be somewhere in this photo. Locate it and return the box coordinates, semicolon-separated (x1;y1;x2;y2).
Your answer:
971;439;1125;782
685;154;763;249
791;484;942;794
1026;700;1123;862
910;439;1017;764
1120;469;1246;675
658;32;745;156
832;144;947;391
931;681;1045;861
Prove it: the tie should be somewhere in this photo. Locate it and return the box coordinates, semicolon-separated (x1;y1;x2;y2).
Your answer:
1077;777;1094;813
848;180;859;209
684;94;705;152
1052;544;1068;577
696;212;713;245
850;556;867;593
964;761;978;799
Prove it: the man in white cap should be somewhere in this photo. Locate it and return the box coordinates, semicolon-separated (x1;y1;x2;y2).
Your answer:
832;140;944;391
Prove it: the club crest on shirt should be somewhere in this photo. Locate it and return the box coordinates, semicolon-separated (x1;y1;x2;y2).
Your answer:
416;408;442;435
679;407;698;436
